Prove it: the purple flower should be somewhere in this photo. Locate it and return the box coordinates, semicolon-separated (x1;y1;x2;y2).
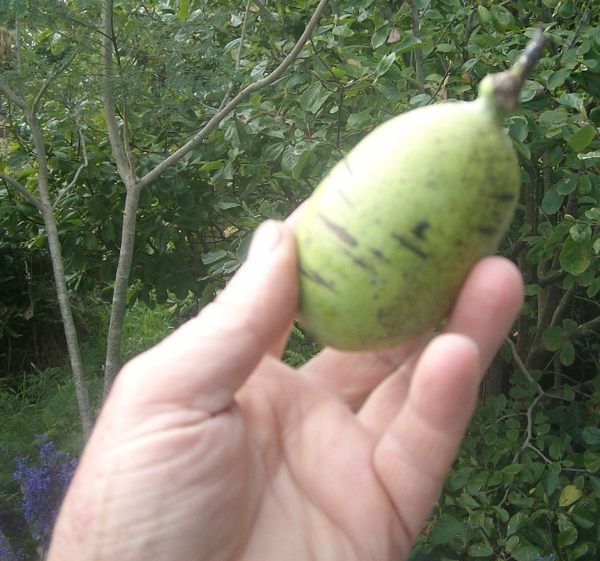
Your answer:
12;435;77;550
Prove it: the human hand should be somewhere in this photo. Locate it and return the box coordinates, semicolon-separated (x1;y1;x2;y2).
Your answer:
48;219;523;561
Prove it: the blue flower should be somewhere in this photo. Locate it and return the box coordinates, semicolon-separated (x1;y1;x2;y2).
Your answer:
11;435;77;550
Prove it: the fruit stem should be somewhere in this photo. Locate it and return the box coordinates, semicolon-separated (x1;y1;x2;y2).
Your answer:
481;28;549;117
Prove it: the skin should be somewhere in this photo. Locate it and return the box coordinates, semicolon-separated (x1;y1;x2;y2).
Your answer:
47;218;523;561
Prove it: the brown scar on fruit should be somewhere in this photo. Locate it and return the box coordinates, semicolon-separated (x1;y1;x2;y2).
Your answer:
299;267;336;292
318;213;358;246
391;232;429;259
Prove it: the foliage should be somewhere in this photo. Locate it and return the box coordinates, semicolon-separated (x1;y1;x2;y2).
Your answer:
411;374;600;561
1;0;598;386
1;435;76;560
283;325;321;368
0;0;599;558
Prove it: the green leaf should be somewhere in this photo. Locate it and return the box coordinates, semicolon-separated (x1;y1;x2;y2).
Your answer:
562;319;578;334
585;207;600;222
584;450;600;473
512;546;542;561
512;138;531;160
477;5;491;24
491;5;514;31
558;93;584;112
559;484;582;507
371;26;389;49
582;426;600;446
281;146;298;175
262;142;285;162
298;83;331;114
557;524;578;547
347;111;373;130
556;176;577;195
578;150;600;160
571;498;597;528
215;201;240;210
519;80;540;103
588;277;600;298
570;223;592;243
543;468;560;495
568;125;596;152
467;543;494;557
590;476;600;494
543;326;564;351
333;25;354;37
507;511;527;536
394;35;422;54
428;514;463;545
548;68;571;89
560;342;575;366
559;236;591;276
201;249;227;265
569;543;589;560
409;93;431;107
541;188;564;214
578;175;592;194
374;52;396;78
177;0;189;20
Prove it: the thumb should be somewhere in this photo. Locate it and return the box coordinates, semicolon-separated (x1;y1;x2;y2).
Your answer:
114;220;298;414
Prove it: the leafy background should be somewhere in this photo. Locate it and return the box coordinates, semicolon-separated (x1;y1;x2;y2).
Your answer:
1;0;599;559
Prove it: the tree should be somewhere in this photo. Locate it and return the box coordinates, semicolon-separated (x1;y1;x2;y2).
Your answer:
0;0;330;434
2;0;599;427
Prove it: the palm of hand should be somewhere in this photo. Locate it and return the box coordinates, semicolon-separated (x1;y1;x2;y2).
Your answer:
48;222;522;561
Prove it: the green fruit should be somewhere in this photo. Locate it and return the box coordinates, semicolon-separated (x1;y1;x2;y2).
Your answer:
295;32;548;351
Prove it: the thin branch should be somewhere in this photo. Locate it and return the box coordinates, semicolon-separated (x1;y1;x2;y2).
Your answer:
409;0;425;91
506;337;542;392
121;104;137;176
0;172;44;212
53;126;89;209
576;314;600;336
0;79;26;109
136;0;330;190
538;270;567;287
528;444;553;464
218;0;252;111
253;0;276;24
101;0;135;186
550;282;577;327
14;17;24;99
32;49;79;114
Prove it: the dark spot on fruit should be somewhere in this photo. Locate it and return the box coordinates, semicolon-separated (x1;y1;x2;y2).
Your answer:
370;248;390;263
299;267;336;292
343;156;354;176
318;213;357;247
477;225;498;237
426;180;437;189
413;220;430;240
492;192;516;202
336;188;354;207
391;232;428;259
343;249;375;272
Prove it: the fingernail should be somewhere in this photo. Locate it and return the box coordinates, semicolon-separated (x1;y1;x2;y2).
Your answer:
248;220;282;260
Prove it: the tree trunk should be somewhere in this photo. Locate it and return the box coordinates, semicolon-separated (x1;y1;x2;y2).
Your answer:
103;186;142;394
28;110;93;438
100;0;331;392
